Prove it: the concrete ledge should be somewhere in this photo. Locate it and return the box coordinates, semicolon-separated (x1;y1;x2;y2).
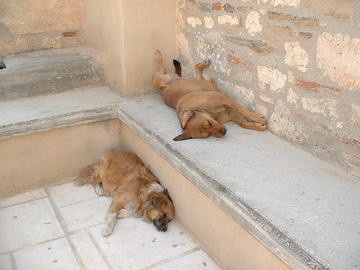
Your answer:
116;94;360;270
0;86;122;139
0;47;103;101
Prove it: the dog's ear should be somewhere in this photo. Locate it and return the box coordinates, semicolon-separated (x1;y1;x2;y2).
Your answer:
179;110;194;129
163;189;173;202
173;133;192;141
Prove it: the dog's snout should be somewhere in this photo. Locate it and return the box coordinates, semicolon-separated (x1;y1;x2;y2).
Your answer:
220;128;227;135
153;220;168;232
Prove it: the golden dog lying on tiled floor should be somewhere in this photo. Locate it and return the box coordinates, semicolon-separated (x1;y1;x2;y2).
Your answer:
77;149;175;237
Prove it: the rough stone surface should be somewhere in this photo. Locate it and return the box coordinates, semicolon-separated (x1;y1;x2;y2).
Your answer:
317;32;360;91
0;47;103;101
263;0;300;7
177;0;360;178
258;66;287;92
284;41;309;72
245;12;262;36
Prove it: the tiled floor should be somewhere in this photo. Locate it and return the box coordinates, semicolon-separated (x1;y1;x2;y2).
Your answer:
0;181;220;270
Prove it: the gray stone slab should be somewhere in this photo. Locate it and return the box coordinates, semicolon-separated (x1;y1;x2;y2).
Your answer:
0;47;103;101
116;94;360;270
0;86;122;139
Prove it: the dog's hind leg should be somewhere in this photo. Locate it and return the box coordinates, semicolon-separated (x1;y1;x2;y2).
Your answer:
194;60;211;80
102;200;124;237
155;49;166;73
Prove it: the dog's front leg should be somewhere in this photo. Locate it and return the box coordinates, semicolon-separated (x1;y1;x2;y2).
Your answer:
102;200;122;237
94;183;109;197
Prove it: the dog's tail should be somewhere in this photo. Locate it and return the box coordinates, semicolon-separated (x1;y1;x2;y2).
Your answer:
75;164;98;186
173;59;182;77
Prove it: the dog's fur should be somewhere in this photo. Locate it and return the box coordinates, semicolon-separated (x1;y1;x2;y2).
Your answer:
76;149;175;237
0;61;5;70
152;50;267;141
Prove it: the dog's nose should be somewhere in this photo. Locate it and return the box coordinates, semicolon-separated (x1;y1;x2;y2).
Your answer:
220;128;227;135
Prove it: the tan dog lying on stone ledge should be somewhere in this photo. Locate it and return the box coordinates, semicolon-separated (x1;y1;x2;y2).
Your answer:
152;50;266;141
76;149;175;237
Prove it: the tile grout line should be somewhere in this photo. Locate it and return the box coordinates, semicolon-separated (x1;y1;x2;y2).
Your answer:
86;229;114;270
10;253;17;270
0;235;66;256
0;195;48;210
140;247;201;270
57;195;103;209
45;187;87;270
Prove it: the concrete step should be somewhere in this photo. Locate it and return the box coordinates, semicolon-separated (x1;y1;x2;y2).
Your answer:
116;94;360;270
0;47;103;101
0;86;122;139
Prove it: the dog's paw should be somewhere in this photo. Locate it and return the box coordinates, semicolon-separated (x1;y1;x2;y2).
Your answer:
94;184;108;196
196;60;211;69
248;112;267;124
101;228;112;237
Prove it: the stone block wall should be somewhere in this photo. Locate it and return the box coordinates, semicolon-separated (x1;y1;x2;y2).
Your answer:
177;0;360;177
0;0;84;56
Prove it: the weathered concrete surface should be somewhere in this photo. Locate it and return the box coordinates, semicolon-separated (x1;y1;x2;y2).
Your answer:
0;86;122;139
117;94;360;270
0;47;103;101
176;0;360;178
0;0;84;56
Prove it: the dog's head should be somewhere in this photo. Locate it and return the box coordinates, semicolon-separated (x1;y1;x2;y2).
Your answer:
173;110;227;141
143;189;175;232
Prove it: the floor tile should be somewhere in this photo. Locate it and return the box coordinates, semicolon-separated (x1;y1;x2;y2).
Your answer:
90;218;197;270
59;196;111;232
0;198;64;253
48;182;97;207
152;250;220;270
70;232;110;270
0;254;12;270
0;189;47;208
13;238;80;270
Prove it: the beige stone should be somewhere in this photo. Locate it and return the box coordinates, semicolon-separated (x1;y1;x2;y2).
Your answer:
177;11;186;29
301;97;338;120
258;66;287;92
255;104;268;116
204;16;215;29
42;36;62;49
245;12;262;36
351;105;360;124
284;42;309;72
177;32;192;59
269;101;306;143
0;0;84;35
218;15;239;25
0;38;33;56
263;0;300;7
302;0;352;19
187;16;202;27
317;32;360;91
259;95;275;104
286;88;298;107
